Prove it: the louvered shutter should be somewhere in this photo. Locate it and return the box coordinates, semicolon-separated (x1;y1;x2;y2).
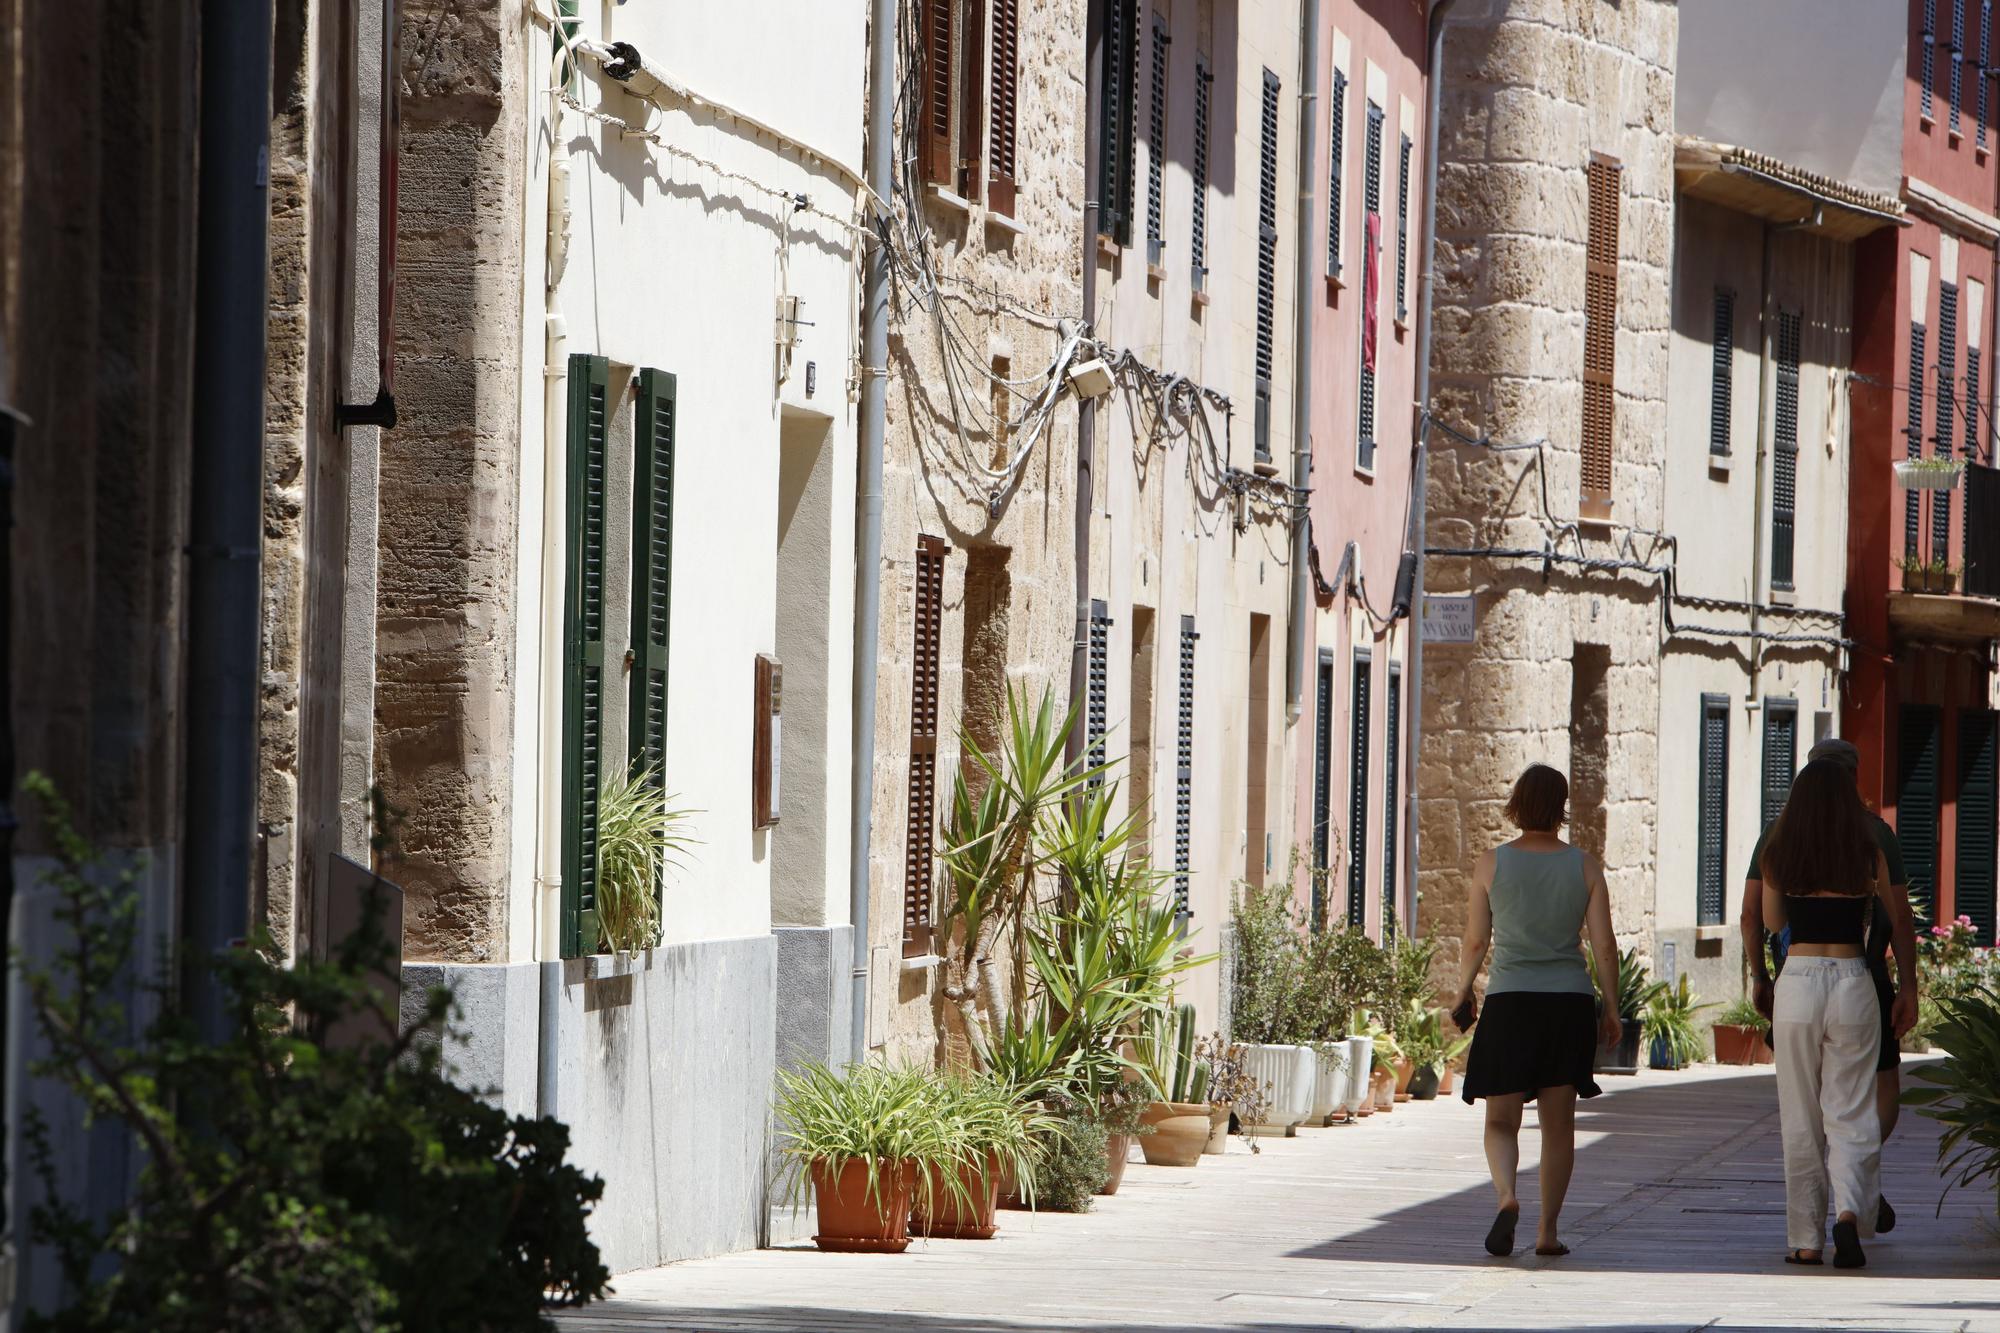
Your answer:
903;537;947;957
1087;600;1113;786
1099;0;1137;246
1957;710;1999;945
1899;705;1942;922
1697;694;1729;927
1191;59;1211;289
1174;616;1197;917
1581;154;1621;518
1346;651;1371;929
1357;104;1384;469
1326;69;1347;279
1967;338;1982;466
1381;662;1402;935
1906;321;1927;559
1771;310;1801;591
1395;132;1412;324
1710;289;1734;456
920;0;956;185
987;0;1019;216
1254;68;1281;462
1145;17;1168;265
957;0;985;199
1761;700;1796;832
1937;284;1959;558
1969;462;2000;596
630;369;675;785
1924;0;1938;121
1981;1;1993;146
1311;651;1335;928
561;353;610;958
1952;0;1966;133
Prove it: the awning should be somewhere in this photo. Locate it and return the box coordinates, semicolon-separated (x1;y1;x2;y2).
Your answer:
1675;137;1907;242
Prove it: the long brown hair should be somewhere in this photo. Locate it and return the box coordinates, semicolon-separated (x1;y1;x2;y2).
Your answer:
1760;759;1877;896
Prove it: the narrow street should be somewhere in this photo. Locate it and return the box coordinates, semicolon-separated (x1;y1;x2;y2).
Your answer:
567;1063;1999;1333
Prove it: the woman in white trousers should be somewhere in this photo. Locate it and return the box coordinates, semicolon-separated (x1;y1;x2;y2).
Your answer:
1758;759;1918;1269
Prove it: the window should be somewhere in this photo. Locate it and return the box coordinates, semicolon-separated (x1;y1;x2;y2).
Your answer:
1087;600;1112;786
1938;282;1960;558
1771;310;1801;591
560;353;611;958
1709;289;1734;456
1581;153;1622;519
1923;0;1938;121
919;0;985;198
1254;68;1281;463
987;0;1019;216
1899;705;1942;922
1395;132;1413;324
1311;650;1335;929
902;537;947;957
1191;58;1211;290
1346;650;1372;929
1174;616;1198;916
1099;0;1139;245
1953;0;1967;133
1145;15;1168;266
1761;698;1797;833
1382;661;1402;935
1357;102;1385;470
1907;317;1929;559
1326;68;1348;279
1959;710;1999;945
1697;693;1729;928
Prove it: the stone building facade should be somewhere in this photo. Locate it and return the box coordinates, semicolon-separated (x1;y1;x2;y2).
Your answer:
1418;0;1678;970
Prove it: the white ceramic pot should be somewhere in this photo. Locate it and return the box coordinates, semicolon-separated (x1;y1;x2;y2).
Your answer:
1240;1043;1317;1134
1343;1035;1374;1114
1311;1046;1348;1123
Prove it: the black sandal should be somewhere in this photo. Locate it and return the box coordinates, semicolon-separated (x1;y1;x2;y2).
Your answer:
1535;1243;1571;1257
1876;1194;1896;1234
1783;1249;1823;1266
1832;1218;1866;1269
1484;1208;1519;1257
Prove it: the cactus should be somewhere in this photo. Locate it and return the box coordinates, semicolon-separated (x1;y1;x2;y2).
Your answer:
1187;1062;1212;1105
1169;1003;1197;1102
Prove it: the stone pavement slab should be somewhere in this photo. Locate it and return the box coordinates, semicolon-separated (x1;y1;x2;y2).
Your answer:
563;1062;1999;1333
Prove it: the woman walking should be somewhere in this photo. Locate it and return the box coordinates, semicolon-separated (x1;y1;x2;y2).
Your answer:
1759;759;1918;1269
1452;764;1622;1259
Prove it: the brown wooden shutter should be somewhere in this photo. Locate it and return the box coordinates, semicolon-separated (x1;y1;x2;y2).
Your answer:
903;536;947;957
958;0;986;199
1580;153;1621;521
920;0;956;185
987;0;1019;216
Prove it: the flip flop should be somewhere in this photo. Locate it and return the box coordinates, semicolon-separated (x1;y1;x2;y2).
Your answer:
1484;1208;1519;1257
1783;1249;1823;1266
1832;1218;1865;1269
1876;1194;1896;1234
1535;1243;1570;1257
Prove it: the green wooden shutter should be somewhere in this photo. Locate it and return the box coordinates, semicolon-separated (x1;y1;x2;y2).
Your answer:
1311;650;1335;929
1087;600;1112;786
1936;284;1959;557
1770;311;1800;590
1325;68;1347;279
561;353;610;958
1761;699;1796;832
1346;650;1371;929
1697;694;1729;927
629;368;676;780
1253;68;1281;462
1899;705;1942;923
1958;710;1998;945
1710;289;1734;456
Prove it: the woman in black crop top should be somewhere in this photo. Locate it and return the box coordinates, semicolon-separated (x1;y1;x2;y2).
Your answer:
1759;760;1918;1270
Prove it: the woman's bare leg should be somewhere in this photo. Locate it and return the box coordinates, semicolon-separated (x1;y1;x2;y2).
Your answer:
1535;1086;1578;1250
1484;1094;1526;1214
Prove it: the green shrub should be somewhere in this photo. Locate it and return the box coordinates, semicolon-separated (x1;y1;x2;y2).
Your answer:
1903;982;2000;1218
18;775;609;1333
1030;1103;1109;1212
1228;879;1305;1045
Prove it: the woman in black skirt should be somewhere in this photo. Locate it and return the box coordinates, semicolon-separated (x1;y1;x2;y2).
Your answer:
1450;764;1623;1258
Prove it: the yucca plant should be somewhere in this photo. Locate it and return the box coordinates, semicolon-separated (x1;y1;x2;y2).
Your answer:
1643;974;1714;1070
593;764;698;954
1903;982;2000;1219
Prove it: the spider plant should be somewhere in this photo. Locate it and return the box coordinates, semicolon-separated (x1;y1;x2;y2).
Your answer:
593;763;699;954
930;1071;1046;1210
772;1062;957;1210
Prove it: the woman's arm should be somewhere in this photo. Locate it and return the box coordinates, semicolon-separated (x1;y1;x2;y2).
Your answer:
1582;854;1623;1047
1872;847;1920;1036
1455;849;1495;1006
1761;878;1787;947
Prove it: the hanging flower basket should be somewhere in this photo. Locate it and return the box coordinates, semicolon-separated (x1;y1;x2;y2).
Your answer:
1894;457;1966;491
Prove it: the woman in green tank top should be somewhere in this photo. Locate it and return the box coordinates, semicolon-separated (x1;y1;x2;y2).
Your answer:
1449;764;1623;1259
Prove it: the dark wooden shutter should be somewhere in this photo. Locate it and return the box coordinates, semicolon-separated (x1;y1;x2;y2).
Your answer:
1346;650;1372;929
1145;16;1168;264
630;369;675;782
1924;0;1938;121
1357;103;1384;470
1311;651;1334;928
1253;68;1281;462
1906;320;1927;558
1967;333;1982;466
1382;662;1402;934
1581;154;1621;518
1174;616;1197;917
1710;289;1734;456
1968;462;2000;595
903;537;947;957
1087;600;1112;785
1098;0;1137;246
1771;310;1801;591
561;353;610;958
1395;132;1412;323
1697;693;1729;927
1191;58;1211;289
1981;0;1993;146
986;0;1019;216
1958;709;1999;945
920;0;956;185
1326;68;1347;278
1761;699;1796;832
1952;0;1966;133
1899;705;1942;922
958;0;985;199
1937;283;1959;557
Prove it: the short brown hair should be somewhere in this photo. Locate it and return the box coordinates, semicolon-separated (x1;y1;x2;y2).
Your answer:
1505;764;1569;832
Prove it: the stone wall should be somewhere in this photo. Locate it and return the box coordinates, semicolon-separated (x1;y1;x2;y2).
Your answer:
1419;0;1677;971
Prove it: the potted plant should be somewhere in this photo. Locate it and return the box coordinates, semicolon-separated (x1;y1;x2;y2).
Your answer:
1397;1001;1453;1101
1900;553;1960;594
1645;974;1715;1071
1894;455;1966;492
911;1073;1042;1240
1901;981;2000;1217
1189;1033;1267;1153
775;1062;953;1253
1135;1004;1212;1167
1296;926;1385;1123
1023;1096;1110;1213
592;764;698;954
1711;995;1772;1066
1363;1015;1402;1112
1591;948;1664;1074
1229;880;1318;1134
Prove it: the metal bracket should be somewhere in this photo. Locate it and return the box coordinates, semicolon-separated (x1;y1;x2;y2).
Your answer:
335;386;397;431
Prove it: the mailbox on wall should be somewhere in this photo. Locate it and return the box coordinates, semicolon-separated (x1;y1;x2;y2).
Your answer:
754;654;782;828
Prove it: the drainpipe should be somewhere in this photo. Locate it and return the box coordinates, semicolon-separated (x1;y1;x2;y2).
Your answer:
1283;0;1320;724
182;0;275;1043
848;0;895;1062
1405;0;1461;935
1067;1;1104;776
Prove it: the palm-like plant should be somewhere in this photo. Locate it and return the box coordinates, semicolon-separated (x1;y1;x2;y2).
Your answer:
1903;982;2000;1218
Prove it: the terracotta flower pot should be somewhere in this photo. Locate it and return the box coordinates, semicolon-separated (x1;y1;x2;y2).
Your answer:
1138;1101;1209;1167
912;1155;1002;1240
1438;1065;1457;1096
1394;1058;1415;1095
1711;1023;1766;1067
1202;1104;1229;1154
810;1158;915;1253
1372;1067;1396;1112
1098;1132;1132;1195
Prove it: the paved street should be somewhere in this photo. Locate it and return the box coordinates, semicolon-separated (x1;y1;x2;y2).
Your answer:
565;1062;1998;1333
